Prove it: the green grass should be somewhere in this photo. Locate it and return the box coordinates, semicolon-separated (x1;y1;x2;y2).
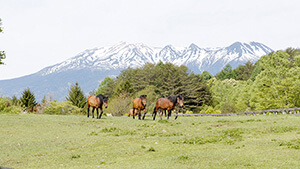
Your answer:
0;114;299;169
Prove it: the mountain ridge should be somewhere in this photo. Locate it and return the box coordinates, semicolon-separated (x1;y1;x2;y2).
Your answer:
0;41;273;101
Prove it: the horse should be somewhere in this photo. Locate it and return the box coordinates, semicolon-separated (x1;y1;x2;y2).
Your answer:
87;94;108;119
127;109;138;117
132;95;147;120
153;95;184;120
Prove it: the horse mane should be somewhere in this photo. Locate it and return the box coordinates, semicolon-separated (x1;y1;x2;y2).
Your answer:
168;95;177;104
96;94;108;102
168;95;183;104
139;95;147;99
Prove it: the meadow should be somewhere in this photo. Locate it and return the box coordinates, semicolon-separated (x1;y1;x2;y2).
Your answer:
0;114;299;169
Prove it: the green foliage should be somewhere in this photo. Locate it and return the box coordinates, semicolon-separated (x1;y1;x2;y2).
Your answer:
200;105;221;114
0;51;5;65
0;18;3;33
20;88;37;108
105;94;132;116
95;76;115;96
66;82;87;108
43;100;83;115
0;18;5;65
215;64;236;80
11;95;22;106
97;62;212;113
200;71;213;81
234;61;255;81
250;50;300;109
114;80;133;96
0;96;22;114
212;48;300;113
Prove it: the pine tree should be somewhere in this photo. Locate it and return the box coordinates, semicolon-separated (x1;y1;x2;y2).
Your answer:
20;88;37;108
66;82;87;108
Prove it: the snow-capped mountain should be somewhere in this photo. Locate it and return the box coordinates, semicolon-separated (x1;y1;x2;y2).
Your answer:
38;41;273;76
0;42;273;101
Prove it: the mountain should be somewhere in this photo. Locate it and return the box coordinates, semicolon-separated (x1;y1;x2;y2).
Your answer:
0;42;273;101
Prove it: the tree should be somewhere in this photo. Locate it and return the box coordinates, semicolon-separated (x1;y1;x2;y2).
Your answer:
20;88;37;108
66;82;87;108
215;64;236;80
114;80;133;96
184;74;212;111
250;50;300;110
0;18;6;65
200;71;213;81
234;61;255;81
96;76;115;97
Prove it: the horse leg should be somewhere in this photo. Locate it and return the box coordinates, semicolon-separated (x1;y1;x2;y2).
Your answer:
96;108;99;119
153;107;157;120
164;110;167;117
159;109;163;120
142;109;147;120
99;107;103;119
92;107;95;118
167;110;172;120
174;109;178;120
132;108;135;119
87;106;90;118
137;109;141;120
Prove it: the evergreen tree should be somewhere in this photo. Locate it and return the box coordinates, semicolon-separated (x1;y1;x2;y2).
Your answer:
215;64;236;80
20;88;37;108
184;74;212;111
200;71;213;81
115;80;133;96
234;61;255;81
66;82;87;108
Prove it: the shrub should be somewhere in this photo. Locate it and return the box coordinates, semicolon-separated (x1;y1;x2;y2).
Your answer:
43;101;83;115
200;105;221;114
0;96;22;114
105;94;131;116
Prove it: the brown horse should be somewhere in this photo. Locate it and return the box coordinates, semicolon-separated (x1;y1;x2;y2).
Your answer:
153;95;184;120
127;109;138;117
132;95;147;120
87;94;108;119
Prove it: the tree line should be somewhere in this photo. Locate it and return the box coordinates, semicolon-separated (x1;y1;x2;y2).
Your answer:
1;48;299;115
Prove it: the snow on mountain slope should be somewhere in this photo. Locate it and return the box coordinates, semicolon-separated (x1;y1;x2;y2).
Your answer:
0;41;273;101
39;41;273;76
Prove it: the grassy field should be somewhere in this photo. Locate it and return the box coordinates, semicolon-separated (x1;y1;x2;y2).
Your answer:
0;114;299;169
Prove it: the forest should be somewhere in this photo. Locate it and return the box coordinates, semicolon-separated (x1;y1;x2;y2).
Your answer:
1;48;300;115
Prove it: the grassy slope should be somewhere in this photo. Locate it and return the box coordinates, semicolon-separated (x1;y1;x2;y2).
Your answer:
0;114;299;169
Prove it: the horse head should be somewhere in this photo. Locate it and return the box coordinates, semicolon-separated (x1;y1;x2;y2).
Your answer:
140;95;147;107
176;95;184;108
103;96;108;108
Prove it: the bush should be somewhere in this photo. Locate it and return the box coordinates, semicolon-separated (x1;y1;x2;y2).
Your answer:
43;101;84;115
200;105;221;114
0;96;22;114
105;94;131;116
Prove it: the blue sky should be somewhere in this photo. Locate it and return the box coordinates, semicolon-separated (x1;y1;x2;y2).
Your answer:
0;0;300;80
